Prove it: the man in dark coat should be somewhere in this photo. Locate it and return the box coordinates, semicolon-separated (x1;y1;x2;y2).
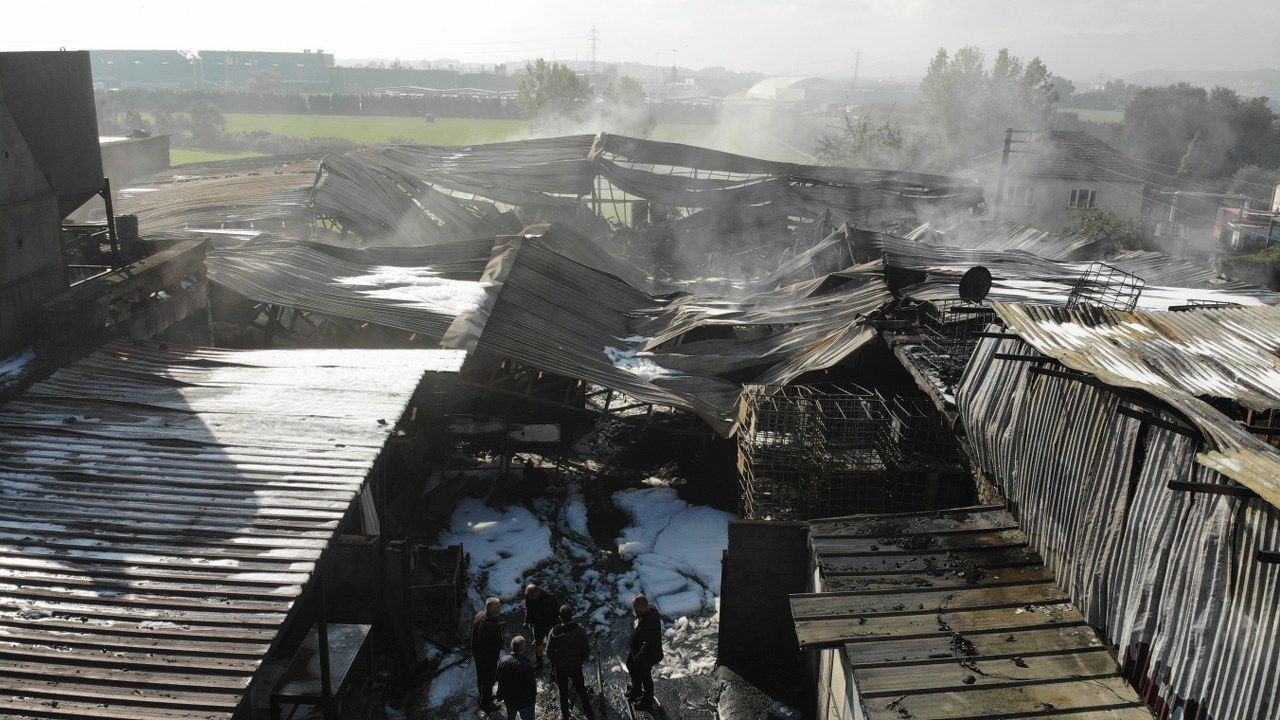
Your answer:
546;604;596;720
523;583;560;669
625;594;663;710
471;596;504;713
496;635;538;720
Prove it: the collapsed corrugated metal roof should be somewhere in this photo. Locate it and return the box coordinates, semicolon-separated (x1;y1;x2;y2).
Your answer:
957;331;1280;719
870;234;1280;309
0;339;463;719
439;224;893;432
990;302;1280;506
792;506;1153;719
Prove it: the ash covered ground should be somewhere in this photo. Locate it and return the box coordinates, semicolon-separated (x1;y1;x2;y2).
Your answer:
408;423;736;720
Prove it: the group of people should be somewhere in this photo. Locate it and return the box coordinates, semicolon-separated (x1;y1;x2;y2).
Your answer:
470;583;665;719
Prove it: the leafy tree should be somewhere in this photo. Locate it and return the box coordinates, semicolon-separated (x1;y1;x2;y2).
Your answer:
919;46;1059;169
189;100;226;147
813;112;918;169
1230;165;1280;206
1051;75;1076;105
517;59;593;123
604;75;645;107
1066;208;1145;252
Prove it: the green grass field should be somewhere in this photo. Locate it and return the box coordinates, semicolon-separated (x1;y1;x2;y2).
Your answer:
223;114;527;145
167;114;809;167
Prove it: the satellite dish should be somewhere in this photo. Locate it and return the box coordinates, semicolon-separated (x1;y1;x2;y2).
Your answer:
959;266;992;302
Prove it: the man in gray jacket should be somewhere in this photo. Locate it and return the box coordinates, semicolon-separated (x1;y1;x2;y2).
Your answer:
546;604;596;720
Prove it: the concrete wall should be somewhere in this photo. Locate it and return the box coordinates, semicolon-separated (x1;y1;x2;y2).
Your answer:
0;94;63;357
989;176;1146;232
101;135;170;186
717;520;810;682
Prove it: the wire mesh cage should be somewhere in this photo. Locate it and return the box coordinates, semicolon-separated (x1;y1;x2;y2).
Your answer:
1066;262;1146;311
876;396;962;471
738;384;886;520
918;299;999;386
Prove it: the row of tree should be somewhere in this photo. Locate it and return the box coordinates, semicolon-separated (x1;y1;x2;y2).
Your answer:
814;46;1280;204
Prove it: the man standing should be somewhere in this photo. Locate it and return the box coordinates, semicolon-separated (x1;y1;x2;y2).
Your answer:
523;583;559;669
625;594;662;711
546;604;596;720
471;597;504;713
496;635;538;720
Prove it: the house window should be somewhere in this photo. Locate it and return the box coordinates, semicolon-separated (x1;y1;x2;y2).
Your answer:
1005;185;1035;207
1068;188;1097;209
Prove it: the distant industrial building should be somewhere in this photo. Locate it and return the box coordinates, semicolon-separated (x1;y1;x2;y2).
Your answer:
88;49;516;94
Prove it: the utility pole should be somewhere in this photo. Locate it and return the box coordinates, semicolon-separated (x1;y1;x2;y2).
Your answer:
852;49;861;90
992;129;1032;225
589;25;599;74
992;128;1015;226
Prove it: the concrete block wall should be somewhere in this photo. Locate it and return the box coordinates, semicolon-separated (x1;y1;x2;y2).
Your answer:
717;519;811;674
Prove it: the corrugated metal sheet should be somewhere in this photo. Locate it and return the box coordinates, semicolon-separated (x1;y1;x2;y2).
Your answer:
957;333;1280;719
992;302;1280;506
441;226;893;433
931;221;1103;260
871;235;1280;309
0;339;463;719
793;506;1152;719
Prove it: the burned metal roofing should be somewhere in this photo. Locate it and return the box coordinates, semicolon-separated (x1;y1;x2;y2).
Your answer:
991;302;1280;507
870;234;1280;309
0;339;463;719
958;333;1280;719
792;506;1153;719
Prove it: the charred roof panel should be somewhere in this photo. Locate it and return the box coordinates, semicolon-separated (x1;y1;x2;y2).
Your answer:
0;339;462;719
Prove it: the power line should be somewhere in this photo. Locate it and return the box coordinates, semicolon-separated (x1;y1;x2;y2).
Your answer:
1111;149;1279;192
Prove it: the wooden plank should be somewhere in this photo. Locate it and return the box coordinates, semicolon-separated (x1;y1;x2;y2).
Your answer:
845;625;1106;667
0;544;315;574
862;676;1147;720
0;676;240;712
791;581;1067;619
813;529;1027;557
0;557;306;588
0;596;285;627
0;658;249;690
0;615;277;642
855;648;1121;696
822;565;1055;593
0;532;324;564
0;520;328;550
0;625;269;657
0;639;259;674
0;512;336;541
796;603;1083;649
808;506;1009;538
0;568;298;599
819;545;1041;576
0;694;229;720
0;581;291;613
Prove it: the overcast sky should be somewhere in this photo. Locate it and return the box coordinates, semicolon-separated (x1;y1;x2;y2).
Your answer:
10;0;1280;81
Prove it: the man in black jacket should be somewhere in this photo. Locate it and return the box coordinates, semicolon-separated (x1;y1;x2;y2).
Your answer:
546;604;596;720
625;594;663;711
496;635;538;720
471;596;504;713
523;582;560;669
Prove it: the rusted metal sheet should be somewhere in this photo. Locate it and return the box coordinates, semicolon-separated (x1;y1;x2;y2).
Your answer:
957;333;1280;719
0;339;463;719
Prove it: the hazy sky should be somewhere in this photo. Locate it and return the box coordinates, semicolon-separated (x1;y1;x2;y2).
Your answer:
11;0;1280;81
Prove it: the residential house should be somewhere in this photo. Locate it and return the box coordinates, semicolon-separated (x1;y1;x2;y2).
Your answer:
972;130;1162;234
